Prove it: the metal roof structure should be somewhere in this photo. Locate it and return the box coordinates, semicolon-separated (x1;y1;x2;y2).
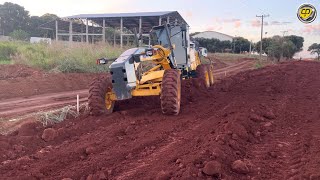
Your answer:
40;11;188;46
66;11;177;19
64;11;187;33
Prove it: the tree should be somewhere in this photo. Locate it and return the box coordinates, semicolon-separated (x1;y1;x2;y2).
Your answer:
266;36;283;61
308;43;320;60
233;37;250;53
282;40;296;59
285;35;304;52
0;2;30;35
9;29;30;41
255;37;272;54
256;35;304;61
195;38;232;53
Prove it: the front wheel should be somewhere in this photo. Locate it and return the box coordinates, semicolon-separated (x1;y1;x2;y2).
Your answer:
88;76;115;116
196;64;210;88
160;69;181;115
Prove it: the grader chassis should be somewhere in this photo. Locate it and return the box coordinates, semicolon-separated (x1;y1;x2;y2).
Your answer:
88;23;214;116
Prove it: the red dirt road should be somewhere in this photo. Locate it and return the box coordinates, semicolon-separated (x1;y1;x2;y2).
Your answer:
0;60;254;119
0;61;320;180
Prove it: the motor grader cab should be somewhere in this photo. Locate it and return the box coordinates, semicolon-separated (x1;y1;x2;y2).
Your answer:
89;23;214;116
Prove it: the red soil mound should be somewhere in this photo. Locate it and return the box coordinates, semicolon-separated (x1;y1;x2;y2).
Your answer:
0;64;99;100
1;61;320;180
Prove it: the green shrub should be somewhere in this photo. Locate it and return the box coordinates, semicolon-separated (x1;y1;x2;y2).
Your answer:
0;42;17;61
9;30;30;41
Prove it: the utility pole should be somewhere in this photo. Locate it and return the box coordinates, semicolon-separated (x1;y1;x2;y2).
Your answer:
256;14;269;61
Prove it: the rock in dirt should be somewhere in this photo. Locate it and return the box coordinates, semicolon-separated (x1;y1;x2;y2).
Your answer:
202;161;222;176
41;128;57;142
85;146;96;155
264;122;273;127
249;114;265;122
262;110;276;120
231;159;252;174
156;170;171;180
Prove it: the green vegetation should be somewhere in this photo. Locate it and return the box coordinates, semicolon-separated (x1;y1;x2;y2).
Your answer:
0;41;123;73
195;37;251;54
0;42;17;61
0;2;58;38
212;53;265;62
308;43;320;60
9;29;30;41
256;35;304;61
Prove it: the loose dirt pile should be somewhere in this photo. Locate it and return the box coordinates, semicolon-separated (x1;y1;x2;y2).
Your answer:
1;61;320;180
0;64;99;100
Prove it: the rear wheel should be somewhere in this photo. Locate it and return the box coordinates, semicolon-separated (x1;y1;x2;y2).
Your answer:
196;64;210;88
88;76;115;116
160;69;181;115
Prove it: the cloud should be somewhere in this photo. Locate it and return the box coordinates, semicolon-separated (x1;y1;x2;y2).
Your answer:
270;21;292;26
250;20;268;27
234;21;241;28
303;24;320;35
224;18;241;23
183;11;193;18
251;20;260;27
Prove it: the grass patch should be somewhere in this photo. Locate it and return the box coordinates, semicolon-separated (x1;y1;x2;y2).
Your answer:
0;60;12;64
212;53;267;62
1;41;124;73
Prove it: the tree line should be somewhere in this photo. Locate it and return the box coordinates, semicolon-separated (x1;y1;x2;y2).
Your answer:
0;2;58;40
194;34;314;60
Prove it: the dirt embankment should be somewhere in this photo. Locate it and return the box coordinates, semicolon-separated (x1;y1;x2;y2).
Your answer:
0;61;320;180
0;64;99;100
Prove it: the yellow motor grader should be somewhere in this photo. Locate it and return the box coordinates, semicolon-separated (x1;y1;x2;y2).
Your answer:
88;23;214;116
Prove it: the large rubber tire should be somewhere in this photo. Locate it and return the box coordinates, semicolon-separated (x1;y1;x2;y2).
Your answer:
196;64;210;88
88;76;115;116
160;69;181;115
207;64;215;86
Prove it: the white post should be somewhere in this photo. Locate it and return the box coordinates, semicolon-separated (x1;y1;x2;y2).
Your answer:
77;94;79;114
159;16;162;25
120;17;123;48
139;16;142;46
86;18;89;43
69;21;73;42
102;19;106;43
167;16;170;24
55;20;58;41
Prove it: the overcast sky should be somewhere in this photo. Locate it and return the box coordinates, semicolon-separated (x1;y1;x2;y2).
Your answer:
1;0;319;58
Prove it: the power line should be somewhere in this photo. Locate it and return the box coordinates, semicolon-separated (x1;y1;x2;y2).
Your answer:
256;14;269;61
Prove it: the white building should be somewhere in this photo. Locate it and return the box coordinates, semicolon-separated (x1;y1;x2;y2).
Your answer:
192;31;233;41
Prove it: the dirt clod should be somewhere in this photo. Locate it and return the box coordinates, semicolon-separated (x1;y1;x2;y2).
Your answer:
231;159;252;174
41;128;57;142
203;160;222;176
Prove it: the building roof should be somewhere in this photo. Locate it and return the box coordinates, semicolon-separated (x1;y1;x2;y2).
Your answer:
192;31;234;41
40;11;187;34
65;11;176;19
